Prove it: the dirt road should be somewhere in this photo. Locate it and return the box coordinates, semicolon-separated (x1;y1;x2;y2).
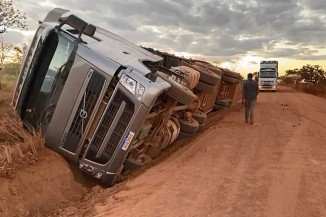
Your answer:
57;86;326;217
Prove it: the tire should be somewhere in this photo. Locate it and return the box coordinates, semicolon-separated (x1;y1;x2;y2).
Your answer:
123;158;146;171
147;145;163;158
169;117;181;144
222;75;238;84
177;131;195;140
191;111;207;124
157;71;197;104
177;117;199;134
222;69;242;79
173;66;200;89
193;65;220;85
195;80;217;93
194;62;223;77
197;123;205;132
213;104;228;111
215;99;229;107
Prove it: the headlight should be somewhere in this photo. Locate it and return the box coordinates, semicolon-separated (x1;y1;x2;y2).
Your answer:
120;74;137;95
120;74;145;100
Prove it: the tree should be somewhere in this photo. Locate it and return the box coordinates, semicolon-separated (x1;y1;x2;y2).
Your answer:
0;0;27;88
300;65;326;87
283;65;326;87
0;0;27;33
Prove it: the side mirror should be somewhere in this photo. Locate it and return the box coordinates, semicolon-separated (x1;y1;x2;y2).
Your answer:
84;24;96;37
58;14;88;33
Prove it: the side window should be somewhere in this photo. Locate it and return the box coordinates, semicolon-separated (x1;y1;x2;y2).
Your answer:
40;34;74;93
16;27;44;93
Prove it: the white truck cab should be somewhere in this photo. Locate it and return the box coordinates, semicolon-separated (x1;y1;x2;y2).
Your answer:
258;60;278;92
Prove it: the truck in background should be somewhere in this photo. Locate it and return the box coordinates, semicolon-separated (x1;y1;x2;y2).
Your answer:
258;60;278;92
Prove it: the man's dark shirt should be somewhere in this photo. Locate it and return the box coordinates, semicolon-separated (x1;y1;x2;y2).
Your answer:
243;78;258;100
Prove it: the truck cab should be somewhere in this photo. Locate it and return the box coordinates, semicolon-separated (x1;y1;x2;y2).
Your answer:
258;60;278;92
13;8;242;186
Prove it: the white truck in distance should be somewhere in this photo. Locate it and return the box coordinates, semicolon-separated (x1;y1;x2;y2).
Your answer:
258;60;278;92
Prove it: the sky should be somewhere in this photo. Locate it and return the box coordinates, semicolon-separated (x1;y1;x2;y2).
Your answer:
3;0;326;76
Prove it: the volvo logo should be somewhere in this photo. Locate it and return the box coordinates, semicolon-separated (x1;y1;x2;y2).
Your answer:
79;109;88;119
80;90;88;134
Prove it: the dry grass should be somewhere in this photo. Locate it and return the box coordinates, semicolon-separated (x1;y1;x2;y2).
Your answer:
0;114;44;176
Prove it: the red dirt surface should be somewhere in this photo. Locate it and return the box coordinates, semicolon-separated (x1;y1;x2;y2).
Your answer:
56;86;326;217
2;86;326;217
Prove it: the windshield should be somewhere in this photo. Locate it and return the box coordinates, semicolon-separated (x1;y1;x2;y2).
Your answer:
260;69;277;78
22;31;74;129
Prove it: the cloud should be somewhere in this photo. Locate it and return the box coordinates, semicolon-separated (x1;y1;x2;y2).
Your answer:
3;0;326;64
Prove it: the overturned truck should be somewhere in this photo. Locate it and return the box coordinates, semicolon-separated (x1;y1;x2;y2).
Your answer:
12;8;242;186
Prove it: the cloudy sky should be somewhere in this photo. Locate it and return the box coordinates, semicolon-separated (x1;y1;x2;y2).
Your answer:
4;0;326;75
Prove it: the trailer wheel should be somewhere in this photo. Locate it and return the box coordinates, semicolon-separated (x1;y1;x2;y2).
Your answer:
173;66;200;89
177;131;195;140
215;99;229;107
194;62;223;77
213;104;228;111
193;65;221;85
195;80;217;93
191;111;207;124
197;123;205;132
157;71;197;105
222;69;242;79
222;75;239;84
178;117;199;134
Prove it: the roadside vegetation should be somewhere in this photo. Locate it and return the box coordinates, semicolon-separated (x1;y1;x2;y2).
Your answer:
0;60;44;178
279;64;326;97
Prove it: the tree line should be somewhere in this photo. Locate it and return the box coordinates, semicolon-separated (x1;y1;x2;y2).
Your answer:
0;0;27;88
279;64;326;88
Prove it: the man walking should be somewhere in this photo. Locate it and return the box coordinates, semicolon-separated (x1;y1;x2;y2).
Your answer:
242;73;259;124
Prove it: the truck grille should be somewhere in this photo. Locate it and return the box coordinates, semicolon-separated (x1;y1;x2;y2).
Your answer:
61;71;105;153
85;90;134;164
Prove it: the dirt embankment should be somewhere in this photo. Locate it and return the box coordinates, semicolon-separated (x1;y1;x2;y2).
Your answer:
0;88;90;217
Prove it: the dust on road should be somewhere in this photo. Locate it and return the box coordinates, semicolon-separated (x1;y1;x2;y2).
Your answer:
58;86;326;217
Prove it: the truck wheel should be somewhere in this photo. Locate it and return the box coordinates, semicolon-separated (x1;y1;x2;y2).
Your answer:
215;99;229;107
222;75;239;84
123;158;146;171
213;104;228;111
169;117;181;144
177;131;195;140
157;71;197;105
191;111;207;124
194;62;223;77
222;69;242;79
178;117;199;134
175;66;200;89
193;65;221;85
197;123;205;132
195;80;217;93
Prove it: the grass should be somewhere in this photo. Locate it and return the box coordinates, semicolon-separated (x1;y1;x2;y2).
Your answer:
0;114;45;176
0;66;45;176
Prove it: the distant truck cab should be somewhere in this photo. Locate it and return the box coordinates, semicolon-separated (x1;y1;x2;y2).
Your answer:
258;60;278;92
